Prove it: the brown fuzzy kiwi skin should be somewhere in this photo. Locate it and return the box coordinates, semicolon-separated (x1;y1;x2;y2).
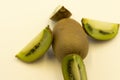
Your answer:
52;18;89;61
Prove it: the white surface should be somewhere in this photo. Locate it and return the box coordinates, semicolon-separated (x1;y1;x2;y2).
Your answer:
0;0;120;80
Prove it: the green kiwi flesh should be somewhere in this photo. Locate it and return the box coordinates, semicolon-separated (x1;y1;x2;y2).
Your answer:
16;26;52;63
50;6;72;22
81;18;119;40
52;18;89;61
62;54;87;80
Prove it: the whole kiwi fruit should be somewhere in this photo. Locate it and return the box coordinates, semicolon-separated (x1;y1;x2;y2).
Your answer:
52;18;89;61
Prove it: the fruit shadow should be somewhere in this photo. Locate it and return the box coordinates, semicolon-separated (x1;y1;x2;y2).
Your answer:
46;46;56;60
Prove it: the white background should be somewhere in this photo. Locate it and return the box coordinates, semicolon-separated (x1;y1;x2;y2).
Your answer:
0;0;120;80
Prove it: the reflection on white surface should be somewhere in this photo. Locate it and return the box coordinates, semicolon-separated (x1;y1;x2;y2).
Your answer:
0;0;120;80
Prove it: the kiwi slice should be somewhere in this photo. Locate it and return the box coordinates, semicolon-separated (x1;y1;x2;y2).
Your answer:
81;18;119;40
50;5;72;22
16;26;52;63
62;54;87;80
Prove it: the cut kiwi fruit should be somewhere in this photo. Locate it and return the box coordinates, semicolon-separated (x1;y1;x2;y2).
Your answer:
62;54;87;80
52;18;89;61
16;26;52;63
81;18;119;40
50;5;72;22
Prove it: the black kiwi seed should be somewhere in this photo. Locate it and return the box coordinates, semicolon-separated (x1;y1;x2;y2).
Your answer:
67;59;75;80
25;49;35;56
34;43;40;49
25;42;41;56
99;30;113;35
85;24;93;32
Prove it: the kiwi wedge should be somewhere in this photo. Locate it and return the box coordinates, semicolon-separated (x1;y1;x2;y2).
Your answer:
50;5;72;22
62;54;87;80
81;18;119;40
52;18;89;61
16;26;52;63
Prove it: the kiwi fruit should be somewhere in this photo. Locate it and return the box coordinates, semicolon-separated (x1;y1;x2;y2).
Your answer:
16;26;53;63
81;18;119;40
52;18;89;61
62;54;87;80
50;5;72;22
